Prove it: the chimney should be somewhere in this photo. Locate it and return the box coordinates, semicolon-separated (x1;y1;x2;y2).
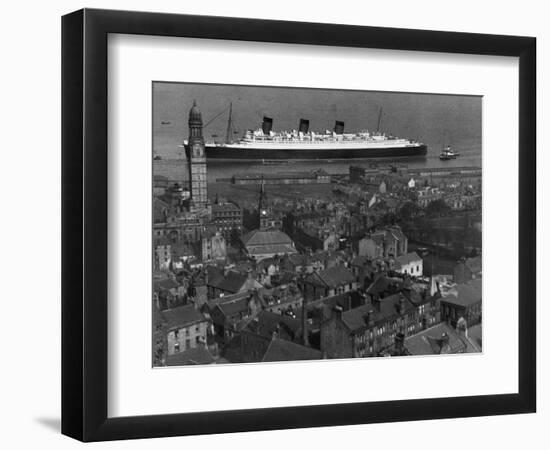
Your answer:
456;317;468;338
301;297;309;346
334;120;345;135
332;305;344;320
372;295;382;312
394;332;405;354
299;118;310;133
398;296;407;315
262;116;273;135
438;332;450;353
363;309;375;328
153;292;160;310
272;323;280;340
429;276;439;297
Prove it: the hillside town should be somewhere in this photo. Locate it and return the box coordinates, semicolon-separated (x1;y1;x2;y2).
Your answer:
152;101;482;366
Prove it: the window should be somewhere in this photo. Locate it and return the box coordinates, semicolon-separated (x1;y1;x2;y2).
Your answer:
174;342;180;353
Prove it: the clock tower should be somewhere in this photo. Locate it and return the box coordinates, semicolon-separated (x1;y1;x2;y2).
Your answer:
186;100;208;209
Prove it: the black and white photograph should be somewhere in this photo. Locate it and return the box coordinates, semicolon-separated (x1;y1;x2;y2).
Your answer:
1;0;543;446
152;83;483;367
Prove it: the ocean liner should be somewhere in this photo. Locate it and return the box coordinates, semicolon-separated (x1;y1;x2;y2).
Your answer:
185;103;428;161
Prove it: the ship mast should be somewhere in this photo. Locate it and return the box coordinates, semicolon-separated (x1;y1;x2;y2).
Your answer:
225;102;233;144
376;106;383;133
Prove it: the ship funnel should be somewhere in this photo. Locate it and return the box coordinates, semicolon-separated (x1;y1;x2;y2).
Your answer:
334;121;345;135
299;119;310;133
262;116;273;135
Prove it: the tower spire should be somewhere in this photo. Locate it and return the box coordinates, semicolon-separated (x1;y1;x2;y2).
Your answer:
258;176;270;230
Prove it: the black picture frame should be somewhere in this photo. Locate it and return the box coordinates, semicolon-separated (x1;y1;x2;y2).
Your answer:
61;8;536;442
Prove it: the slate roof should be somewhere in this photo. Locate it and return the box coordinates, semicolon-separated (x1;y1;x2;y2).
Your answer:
242;229;293;247
404;322;480;355
369;226;406;246
441;278;482;307
396;252;422;266
207;290;251;306
216;297;250;318
162;304;206;330
401;284;427;306
207;271;258;294
340;305;372;332
366;275;403;296
306;265;355;288
285;253;309;267
308;292;357;312
212;202;241;213
246;244;297;256
154;278;179;292
340;293;413;332
245;310;302;340
206;265;224;284
262;338;322;362
388;226;406;242
166;346;215;366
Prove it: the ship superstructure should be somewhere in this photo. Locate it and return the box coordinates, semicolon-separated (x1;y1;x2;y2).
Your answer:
184;104;428;160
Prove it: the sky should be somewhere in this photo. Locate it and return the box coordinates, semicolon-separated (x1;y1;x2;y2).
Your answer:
152;82;482;161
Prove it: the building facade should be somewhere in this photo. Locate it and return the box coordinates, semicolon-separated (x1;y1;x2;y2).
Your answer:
440;279;482;327
163;304;210;355
211;201;243;239
395;252;423;277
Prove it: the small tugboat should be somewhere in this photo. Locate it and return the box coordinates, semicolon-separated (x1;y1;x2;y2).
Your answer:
439;145;460;160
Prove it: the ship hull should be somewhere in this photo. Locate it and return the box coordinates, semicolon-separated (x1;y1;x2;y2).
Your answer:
203;144;427;160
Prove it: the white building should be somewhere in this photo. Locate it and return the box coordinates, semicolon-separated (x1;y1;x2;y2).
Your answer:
395;252;423;277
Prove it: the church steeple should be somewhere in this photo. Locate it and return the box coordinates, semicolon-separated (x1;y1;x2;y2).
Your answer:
258;178;270;230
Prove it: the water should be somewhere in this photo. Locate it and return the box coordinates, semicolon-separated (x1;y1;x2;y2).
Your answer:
153;83;482;182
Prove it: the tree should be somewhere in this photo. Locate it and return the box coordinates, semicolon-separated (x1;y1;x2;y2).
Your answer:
426;199;450;217
398;201;420;221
